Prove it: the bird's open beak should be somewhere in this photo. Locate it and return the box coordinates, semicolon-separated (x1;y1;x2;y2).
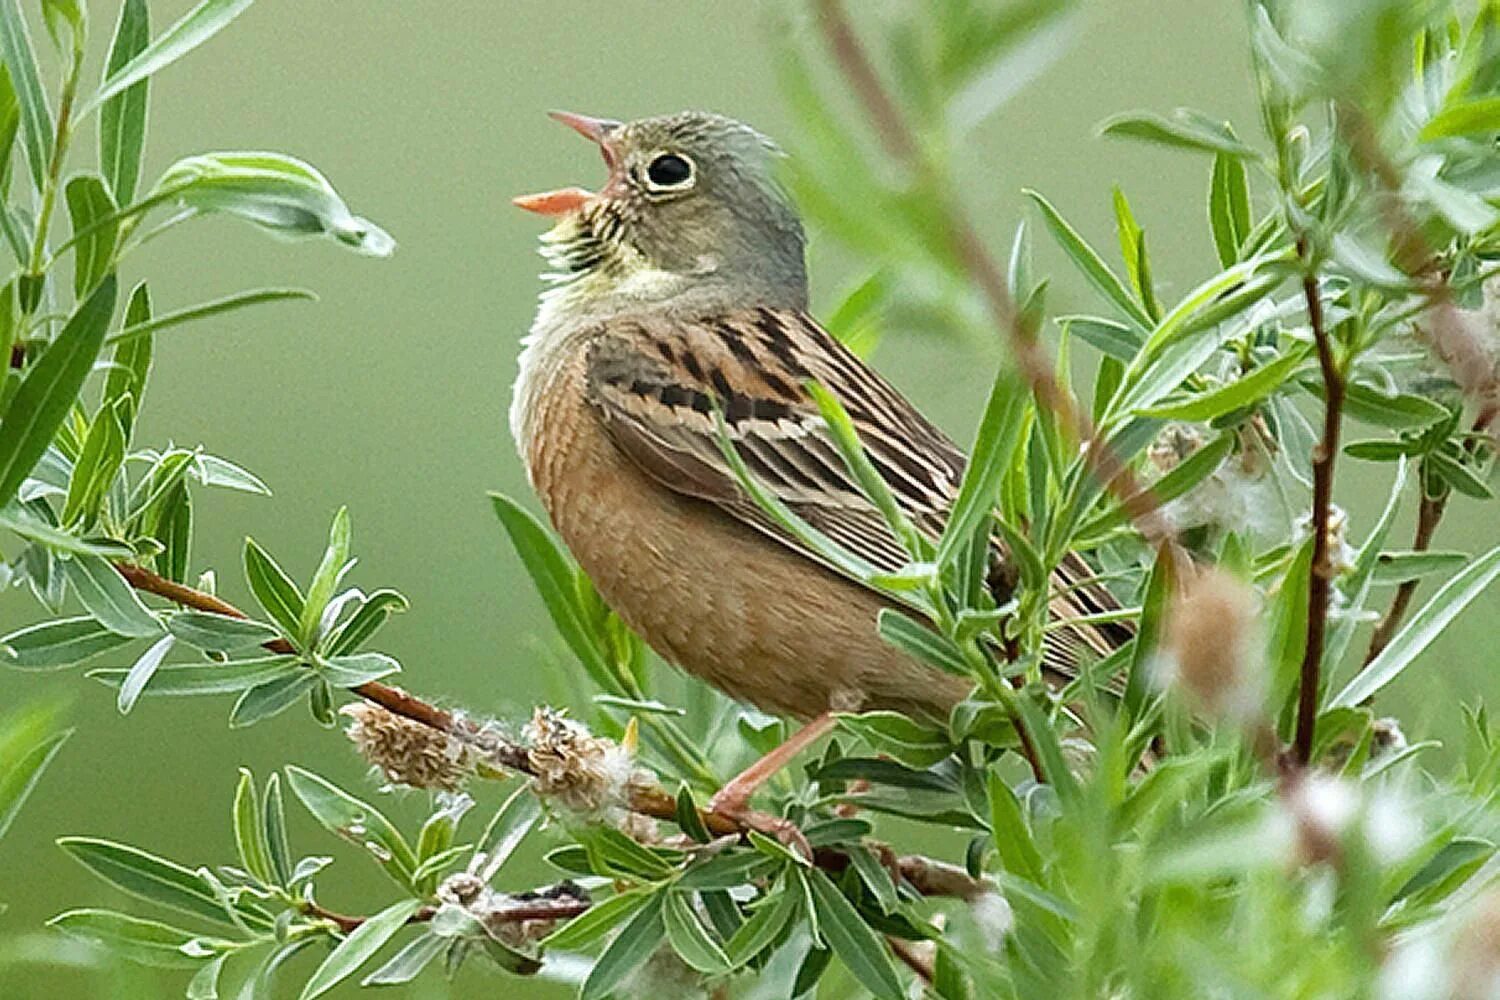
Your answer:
513;111;622;216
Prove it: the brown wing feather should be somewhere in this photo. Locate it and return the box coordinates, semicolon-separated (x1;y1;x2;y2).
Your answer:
583;306;1132;681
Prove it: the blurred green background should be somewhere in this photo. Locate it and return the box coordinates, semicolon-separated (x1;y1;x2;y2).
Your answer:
0;1;1494;996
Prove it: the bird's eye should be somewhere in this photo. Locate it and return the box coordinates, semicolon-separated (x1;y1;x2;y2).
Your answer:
645;152;694;190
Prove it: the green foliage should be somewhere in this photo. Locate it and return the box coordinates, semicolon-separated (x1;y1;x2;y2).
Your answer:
4;1;1500;998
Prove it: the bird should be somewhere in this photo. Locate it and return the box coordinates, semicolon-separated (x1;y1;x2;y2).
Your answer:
511;110;1129;827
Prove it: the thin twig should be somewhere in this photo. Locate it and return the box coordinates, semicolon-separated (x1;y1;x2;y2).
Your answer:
114;561;989;901
1364;484;1448;664
814;0;1176;550
300;900;436;935
1292;248;1343;768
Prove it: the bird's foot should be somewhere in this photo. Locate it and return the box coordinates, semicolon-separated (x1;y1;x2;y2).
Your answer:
708;789;812;861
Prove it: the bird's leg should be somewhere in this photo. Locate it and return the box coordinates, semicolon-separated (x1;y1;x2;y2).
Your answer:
708;713;837;856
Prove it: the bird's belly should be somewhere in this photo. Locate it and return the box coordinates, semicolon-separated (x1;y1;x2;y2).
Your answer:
523;364;967;721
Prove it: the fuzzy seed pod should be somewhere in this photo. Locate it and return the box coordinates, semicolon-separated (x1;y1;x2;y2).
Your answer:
1157;567;1264;724
341;701;475;792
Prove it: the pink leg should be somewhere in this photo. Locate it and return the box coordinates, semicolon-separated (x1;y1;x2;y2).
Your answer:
708;713;837;855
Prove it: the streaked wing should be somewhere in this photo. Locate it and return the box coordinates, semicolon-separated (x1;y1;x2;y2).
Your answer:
583;306;1130;677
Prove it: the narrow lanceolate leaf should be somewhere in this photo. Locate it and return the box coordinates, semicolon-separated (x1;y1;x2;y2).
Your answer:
83;0;256;119
803;868;905;1000
360;929;445;986
262;772;292;887
168;610;281;652
193;454;269;495
489;493;613;686
88;656;299;696
876;609;968;677
0;728;70;840
297;899;420;1000
232;769;273;884
1024;189;1152;330
936;370;1026;570
116;634;175;713
62;553;161;637
0;277;118;507
229;670;316;727
1420;96;1500;139
1333;545;1500;708
48;909;231;969
284;765;417;886
66;175;121;298
99;0;151;204
242;537;304;638
539;887;653;952
1098;109;1260;159
1137;346;1311;421
663;892;731;973
580;894;667;1000
1209;152;1250;268
146;151;395;255
57;836;272;930
108;287;317;344
62;399;128;524
300;507;350;643
2;615;134;669
470;784;542;882
0;0;51;189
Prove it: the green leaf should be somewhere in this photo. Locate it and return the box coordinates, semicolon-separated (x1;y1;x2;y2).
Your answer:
936;370;1027;572
300;507;350;643
1060;315;1141;362
726;882;799;964
489;493;614;688
360;929;445;986
99;0;151;204
986;771;1042;881
88;655;299;696
326;588;408;656
663;891;731;973
1371;550;1468;585
187;954;226;999
62;398;128;524
803;868;905;1000
1420;95;1500;139
48;909;232;969
66;175;121;297
168;610;280;652
116;633;174;713
1268;538;1314;707
1209;151;1251;268
471;784;541;881
284;765;417;886
262;772;291;887
63;553;161;637
57;836;271;930
193;454;269;495
1333;544;1500;707
229;670;317;727
539;887;652;952
0;0;51;190
0;277;117;507
580;893;667;1000
1099;109;1260;159
835;711;953;768
232;768;273;884
242;537;304;638
145;151;394;256
2;615;134;669
298;898;421;999
1137;346;1311;421
82;0;256;119
1078;432;1234;541
1332;381;1449;429
807;381;923;557
1025;189;1151;330
876;608;968;677
108;287;317;345
0;727;69;841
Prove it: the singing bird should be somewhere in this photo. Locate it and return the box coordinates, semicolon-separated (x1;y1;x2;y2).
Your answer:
512;111;1127;823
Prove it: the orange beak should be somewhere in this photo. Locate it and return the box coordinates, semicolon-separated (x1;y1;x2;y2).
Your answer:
513;111;622;217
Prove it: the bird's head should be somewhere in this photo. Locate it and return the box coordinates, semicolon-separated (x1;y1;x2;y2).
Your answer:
515;110;808;312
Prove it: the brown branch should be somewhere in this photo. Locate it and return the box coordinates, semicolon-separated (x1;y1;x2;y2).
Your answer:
1364;484;1448;664
300;900;436;935
114;561;989;902
1292;252;1343;768
814;0;1175;551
